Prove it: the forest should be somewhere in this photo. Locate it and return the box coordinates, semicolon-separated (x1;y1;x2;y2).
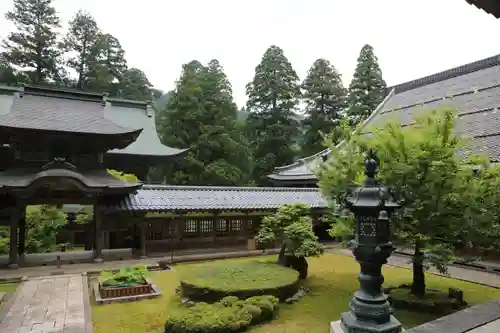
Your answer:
0;0;387;186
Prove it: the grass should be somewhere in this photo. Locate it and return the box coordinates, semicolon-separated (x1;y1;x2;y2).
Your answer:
0;283;19;309
0;283;18;293
180;260;298;291
91;253;500;333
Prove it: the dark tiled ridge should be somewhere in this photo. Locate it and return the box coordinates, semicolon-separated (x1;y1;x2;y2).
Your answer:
388;54;500;94
22;84;105;103
0;84;151;108
141;185;321;192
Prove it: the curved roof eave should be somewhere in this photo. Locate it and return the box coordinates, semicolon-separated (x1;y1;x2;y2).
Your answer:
268;89;396;178
104;101;188;157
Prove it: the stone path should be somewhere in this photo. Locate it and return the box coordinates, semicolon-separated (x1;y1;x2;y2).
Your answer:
329;248;500;288
0;274;87;333
468;318;500;332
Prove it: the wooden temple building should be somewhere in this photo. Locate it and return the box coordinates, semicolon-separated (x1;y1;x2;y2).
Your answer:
268;53;500;187
0;84;328;268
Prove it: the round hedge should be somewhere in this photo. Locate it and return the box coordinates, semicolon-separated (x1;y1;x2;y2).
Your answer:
164;295;280;333
180;261;300;302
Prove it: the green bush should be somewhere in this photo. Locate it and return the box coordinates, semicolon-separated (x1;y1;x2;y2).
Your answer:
180;261;300;302
99;264;151;287
164;295;279;333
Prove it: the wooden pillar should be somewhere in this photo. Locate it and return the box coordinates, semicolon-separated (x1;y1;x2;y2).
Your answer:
139;221;147;259
93;205;103;263
176;214;184;249
84;220;93;251
18;208;26;265
212;212;218;245
243;213;249;237
8;207;20;268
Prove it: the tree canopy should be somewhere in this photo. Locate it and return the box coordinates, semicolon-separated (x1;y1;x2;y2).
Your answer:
158;60;252;186
245;45;302;184
2;0;62;84
255;203;324;278
318;107;498;296
346;44;387;126
301;58;347;155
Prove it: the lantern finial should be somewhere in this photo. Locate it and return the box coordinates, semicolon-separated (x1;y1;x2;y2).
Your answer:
364;148;378;181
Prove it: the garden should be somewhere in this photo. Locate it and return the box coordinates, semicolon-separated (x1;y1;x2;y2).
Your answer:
90;107;500;332
90;254;500;333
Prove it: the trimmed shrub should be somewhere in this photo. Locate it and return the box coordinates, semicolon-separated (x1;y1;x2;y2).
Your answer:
164;295;279;333
180;261;300;302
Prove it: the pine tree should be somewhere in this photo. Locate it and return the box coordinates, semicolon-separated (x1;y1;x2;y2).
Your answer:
117;68;153;101
2;0;61;84
86;33;127;95
62;10;100;89
160;60;252;186
301;58;347;156
245;45;301;184
0;55;19;85
347;44;387;126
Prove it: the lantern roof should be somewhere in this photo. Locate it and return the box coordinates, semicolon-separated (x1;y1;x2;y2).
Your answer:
345;150;400;212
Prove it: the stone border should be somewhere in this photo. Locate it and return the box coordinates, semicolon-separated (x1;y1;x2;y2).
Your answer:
82;273;94;333
93;278;162;305
405;298;500;333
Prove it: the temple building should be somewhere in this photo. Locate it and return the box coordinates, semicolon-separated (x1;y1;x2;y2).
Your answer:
268;54;500;186
0;84;328;268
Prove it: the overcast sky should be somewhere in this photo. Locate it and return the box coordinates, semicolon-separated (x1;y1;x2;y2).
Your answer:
0;0;499;107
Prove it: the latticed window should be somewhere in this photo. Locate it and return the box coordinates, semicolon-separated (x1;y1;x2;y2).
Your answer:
231;219;242;231
217;219;228;232
185;220;197;233
199;219;212;233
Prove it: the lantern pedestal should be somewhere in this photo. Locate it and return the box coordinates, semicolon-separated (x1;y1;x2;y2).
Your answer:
330;320;405;333
333;242;403;333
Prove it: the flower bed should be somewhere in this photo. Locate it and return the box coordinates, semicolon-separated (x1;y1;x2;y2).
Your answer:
94;264;162;304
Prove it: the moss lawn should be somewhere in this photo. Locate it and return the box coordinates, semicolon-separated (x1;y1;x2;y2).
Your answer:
91;253;500;333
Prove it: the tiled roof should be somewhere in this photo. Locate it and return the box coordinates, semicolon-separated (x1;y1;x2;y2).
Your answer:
466;0;500;18
0;167;140;192
0;85;140;136
104;99;187;157
0;84;187;158
269;54;500;182
114;185;328;212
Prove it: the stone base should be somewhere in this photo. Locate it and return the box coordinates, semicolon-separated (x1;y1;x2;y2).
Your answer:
8;263;18;269
331;313;404;333
93;257;103;263
331;320;343;333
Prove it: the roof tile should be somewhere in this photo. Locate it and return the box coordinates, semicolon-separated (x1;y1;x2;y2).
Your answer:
2;94;137;135
115;185;328;212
